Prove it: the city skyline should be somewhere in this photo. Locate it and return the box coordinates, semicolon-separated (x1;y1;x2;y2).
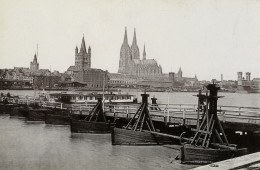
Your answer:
1;0;260;81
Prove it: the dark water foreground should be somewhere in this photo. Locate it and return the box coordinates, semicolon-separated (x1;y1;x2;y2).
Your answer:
0;115;198;170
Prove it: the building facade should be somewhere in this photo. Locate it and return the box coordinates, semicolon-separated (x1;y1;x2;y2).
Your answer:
118;28;162;77
174;67;199;87
237;72;260;93
74;69;108;89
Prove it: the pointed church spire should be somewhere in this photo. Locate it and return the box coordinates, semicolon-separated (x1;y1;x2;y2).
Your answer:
133;28;137;45
75;46;78;54
130;28;140;60
80;34;86;52
37;44;38;60
123;27;128;44
119;27;131;74
34;53;37;62
178;67;182;78
143;44;146;60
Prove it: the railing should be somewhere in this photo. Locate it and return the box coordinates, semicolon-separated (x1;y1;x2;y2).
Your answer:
5;98;260;128
72;103;96;112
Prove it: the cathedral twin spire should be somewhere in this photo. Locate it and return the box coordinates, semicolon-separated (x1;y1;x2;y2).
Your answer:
118;27;163;75
122;27;146;61
123;27;128;45
131;28;140;60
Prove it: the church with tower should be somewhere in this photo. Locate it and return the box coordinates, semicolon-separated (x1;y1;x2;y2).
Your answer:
118;28;162;77
74;36;91;70
66;35;107;89
30;53;39;71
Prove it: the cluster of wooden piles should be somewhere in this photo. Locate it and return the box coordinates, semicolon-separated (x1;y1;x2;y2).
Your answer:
71;97;114;133
111;93;172;145
178;84;247;164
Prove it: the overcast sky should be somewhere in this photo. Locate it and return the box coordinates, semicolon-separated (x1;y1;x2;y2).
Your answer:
0;0;260;81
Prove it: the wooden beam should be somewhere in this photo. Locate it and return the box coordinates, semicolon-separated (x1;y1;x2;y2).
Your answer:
143;130;192;141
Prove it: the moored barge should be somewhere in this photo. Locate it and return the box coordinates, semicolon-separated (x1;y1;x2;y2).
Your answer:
179;84;247;164
71;97;114;133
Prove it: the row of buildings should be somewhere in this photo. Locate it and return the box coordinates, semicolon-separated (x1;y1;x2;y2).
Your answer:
1;28;201;91
237;72;260;93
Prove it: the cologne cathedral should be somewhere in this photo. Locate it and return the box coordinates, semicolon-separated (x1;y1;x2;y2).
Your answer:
118;28;162;77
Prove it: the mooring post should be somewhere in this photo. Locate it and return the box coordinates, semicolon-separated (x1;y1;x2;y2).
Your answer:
151;97;157;110
125;93;150;130
141;93;149;104
183;109;186;125
163;105;167;125
197;90;202;130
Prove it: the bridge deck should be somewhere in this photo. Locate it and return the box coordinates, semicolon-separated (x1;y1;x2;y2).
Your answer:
14;98;259;132
69;103;260;132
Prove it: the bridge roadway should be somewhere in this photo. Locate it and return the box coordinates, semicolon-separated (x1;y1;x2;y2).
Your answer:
69;103;260;132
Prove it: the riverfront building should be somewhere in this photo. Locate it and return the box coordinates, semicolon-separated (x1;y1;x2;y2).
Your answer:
175;67;199;87
237;72;260;93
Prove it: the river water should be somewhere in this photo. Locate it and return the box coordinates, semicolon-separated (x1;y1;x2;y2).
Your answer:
1;89;260;107
0;89;259;170
0;116;197;170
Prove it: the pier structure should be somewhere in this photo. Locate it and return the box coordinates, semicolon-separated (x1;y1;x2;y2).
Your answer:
192;151;260;170
110;93;169;145
5;96;260;133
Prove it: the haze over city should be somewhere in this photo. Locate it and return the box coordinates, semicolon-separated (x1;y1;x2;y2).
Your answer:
1;0;260;80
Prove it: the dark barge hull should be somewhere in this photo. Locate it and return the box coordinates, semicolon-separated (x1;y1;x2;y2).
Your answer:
10;105;26;117
0;104;11;114
180;144;247;164
71;119;112;133
25;108;49;121
18;107;30;118
0;104;19;115
111;127;172;145
45;113;71;125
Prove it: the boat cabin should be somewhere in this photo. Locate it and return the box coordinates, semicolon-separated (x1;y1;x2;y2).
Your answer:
49;92;135;104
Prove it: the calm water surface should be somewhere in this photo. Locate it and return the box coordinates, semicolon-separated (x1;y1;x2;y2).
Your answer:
1;89;260;107
0;116;197;170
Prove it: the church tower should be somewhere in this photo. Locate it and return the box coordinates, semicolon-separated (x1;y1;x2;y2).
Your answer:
75;35;91;70
30;53;39;71
118;27;131;74
131;28;140;60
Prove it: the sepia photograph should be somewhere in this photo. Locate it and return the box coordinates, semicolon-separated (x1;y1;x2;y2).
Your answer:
0;0;260;169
